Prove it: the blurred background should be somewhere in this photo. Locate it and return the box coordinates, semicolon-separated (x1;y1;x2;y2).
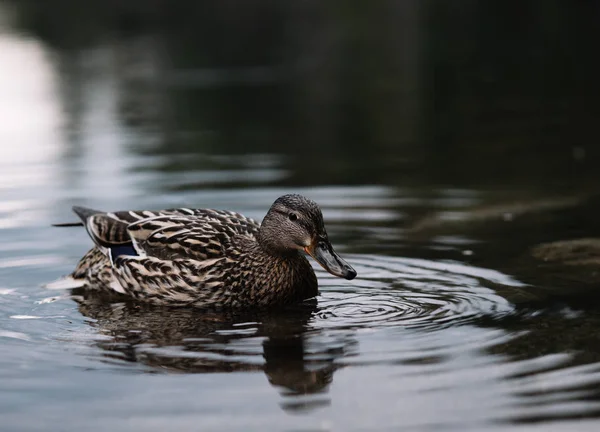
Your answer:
3;0;599;191
3;1;600;431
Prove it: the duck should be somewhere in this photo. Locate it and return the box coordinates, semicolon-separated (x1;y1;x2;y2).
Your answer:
51;194;357;309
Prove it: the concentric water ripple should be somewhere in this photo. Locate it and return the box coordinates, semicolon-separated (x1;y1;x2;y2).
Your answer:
314;254;519;330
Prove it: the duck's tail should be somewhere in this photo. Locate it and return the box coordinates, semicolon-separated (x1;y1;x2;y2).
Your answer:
72;206;104;223
52;221;84;227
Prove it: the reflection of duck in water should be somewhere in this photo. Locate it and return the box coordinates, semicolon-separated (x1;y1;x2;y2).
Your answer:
74;295;340;406
52;195;356;309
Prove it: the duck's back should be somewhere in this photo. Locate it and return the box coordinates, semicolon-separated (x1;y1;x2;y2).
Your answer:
85;207;260;248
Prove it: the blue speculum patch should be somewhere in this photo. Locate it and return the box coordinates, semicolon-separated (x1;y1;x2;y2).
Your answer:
110;244;138;259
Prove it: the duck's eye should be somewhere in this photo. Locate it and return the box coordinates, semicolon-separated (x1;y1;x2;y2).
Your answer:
288;213;298;222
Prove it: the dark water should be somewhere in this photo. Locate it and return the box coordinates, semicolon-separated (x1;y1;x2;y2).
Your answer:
2;2;600;431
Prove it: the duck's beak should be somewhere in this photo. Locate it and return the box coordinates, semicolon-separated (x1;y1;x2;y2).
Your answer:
304;238;357;280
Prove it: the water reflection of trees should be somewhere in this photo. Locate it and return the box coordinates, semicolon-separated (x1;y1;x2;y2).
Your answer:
9;0;600;189
74;295;342;412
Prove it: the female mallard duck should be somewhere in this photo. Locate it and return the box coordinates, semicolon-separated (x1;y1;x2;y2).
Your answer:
53;194;356;309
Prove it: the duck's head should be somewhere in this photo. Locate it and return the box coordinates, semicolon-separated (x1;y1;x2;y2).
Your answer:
259;194;357;280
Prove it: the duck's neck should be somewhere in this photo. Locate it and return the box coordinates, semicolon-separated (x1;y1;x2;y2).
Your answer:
257;226;298;258
273;252;318;304
245;238;318;305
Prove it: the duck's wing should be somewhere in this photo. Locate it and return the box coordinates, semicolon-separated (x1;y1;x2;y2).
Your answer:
126;212;258;261
72;206;260;262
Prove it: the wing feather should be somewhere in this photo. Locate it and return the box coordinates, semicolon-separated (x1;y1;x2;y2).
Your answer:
72;206;260;263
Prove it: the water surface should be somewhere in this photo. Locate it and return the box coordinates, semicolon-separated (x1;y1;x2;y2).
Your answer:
2;3;600;431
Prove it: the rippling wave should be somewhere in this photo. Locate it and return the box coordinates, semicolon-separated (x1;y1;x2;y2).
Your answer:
314;254;517;331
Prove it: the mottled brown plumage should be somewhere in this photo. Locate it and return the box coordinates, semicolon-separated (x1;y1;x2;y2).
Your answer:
55;194;356;309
